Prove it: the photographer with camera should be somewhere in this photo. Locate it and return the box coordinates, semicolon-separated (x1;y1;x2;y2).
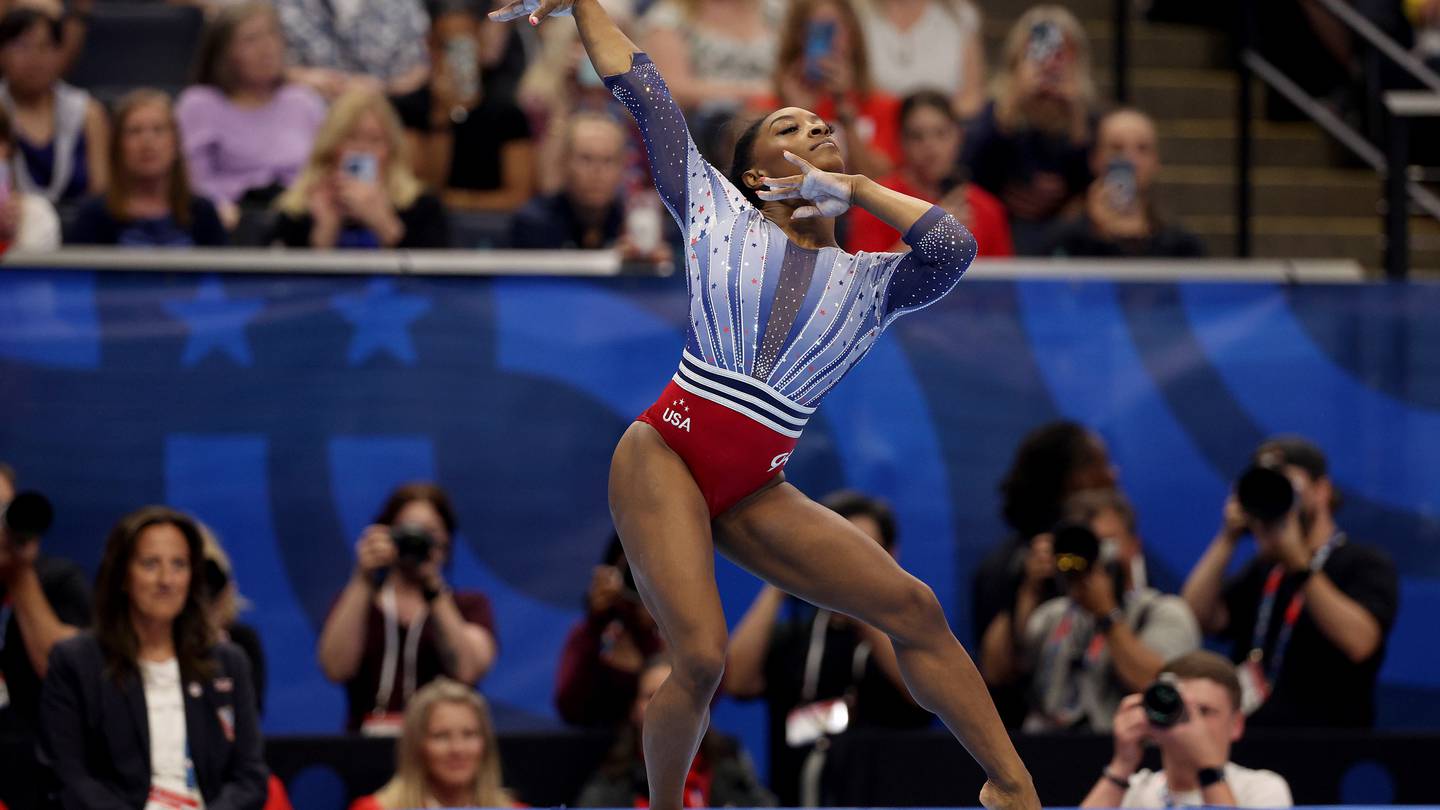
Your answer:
723;491;931;807
0;468;90;810
1181;437;1398;728
0;472;89;733
986;488;1199;732
1081;651;1292;808
317;482;498;734
554;533;664;728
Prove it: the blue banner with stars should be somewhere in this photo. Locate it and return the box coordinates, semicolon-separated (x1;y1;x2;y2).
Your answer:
1;268;1437;757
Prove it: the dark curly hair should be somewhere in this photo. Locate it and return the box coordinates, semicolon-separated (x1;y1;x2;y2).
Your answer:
93;507;216;683
999;421;1104;538
727;115;767;209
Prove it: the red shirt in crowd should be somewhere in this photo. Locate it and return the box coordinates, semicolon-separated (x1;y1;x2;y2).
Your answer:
844;172;1014;258
554;612;664;727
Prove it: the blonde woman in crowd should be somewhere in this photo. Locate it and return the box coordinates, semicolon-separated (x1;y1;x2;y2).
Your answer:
272;88;448;248
349;679;520;810
961;5;1098;254
856;0;987;118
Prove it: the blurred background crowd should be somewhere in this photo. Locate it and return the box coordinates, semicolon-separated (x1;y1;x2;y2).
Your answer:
0;0;1432;268
0;425;1401;809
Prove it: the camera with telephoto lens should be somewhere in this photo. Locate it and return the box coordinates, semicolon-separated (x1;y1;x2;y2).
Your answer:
1236;464;1294;524
1142;674;1188;728
1052;521;1105;579
390;523;436;569
2;491;54;545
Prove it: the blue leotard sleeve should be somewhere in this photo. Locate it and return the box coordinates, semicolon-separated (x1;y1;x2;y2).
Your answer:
603;52;751;231
878;205;978;329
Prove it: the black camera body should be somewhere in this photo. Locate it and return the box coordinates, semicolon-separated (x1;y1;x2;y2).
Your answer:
1142;676;1187;728
2;491;54;544
1236;464;1294;524
390;524;436;569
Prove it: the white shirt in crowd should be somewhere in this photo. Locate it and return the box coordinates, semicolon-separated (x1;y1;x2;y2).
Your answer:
140;658;205;810
1122;762;1293;808
10;193;60;251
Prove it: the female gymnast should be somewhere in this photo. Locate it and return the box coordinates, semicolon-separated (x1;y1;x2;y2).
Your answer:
491;3;1040;809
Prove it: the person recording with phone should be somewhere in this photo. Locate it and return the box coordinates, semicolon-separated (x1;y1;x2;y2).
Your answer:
272;87;449;249
766;0;900;181
316;482;498;734
1045;108;1204;259
0;470;90;810
982;488;1200;733
1182;436;1398;729
1080;651;1292;808
961;6;1097;255
554;533;664;728
393;4;536;214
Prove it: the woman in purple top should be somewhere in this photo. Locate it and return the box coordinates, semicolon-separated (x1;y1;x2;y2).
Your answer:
176;1;327;230
492;4;1040;810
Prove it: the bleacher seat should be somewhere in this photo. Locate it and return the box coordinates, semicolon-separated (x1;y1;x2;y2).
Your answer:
65;4;205;107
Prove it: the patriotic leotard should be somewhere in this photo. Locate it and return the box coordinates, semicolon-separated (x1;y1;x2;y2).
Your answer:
607;54;977;516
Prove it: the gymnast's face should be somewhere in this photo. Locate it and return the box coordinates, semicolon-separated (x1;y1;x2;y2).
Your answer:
743;107;847;199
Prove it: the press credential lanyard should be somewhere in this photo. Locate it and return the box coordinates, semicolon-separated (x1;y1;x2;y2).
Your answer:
1249;532;1345;682
374;582;427;714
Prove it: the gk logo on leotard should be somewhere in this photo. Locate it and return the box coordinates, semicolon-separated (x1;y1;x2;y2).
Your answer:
663;399;692;432
768;452;792;471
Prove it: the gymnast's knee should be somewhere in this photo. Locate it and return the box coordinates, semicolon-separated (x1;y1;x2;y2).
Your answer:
669;639;728;696
882;577;949;648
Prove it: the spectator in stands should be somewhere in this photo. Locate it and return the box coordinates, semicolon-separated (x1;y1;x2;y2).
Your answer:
394;5;535;213
0;0;87;74
765;0;900;179
724;491;929;807
0;464;89;810
37;506;268;810
973;421;1118;727
1046;109;1205;259
275;0;429;100
515;1;639;195
69;90;227;247
272;88;449;249
554;533;664;727
350;678;519;810
577;655;775;807
198;523;266;716
316;482;498;734
1080;651;1293;808
844;90;1012;256
1182;436;1399;728
639;0;782;156
856;0;987;119
981;488;1201;732
0;104;59;250
177;1;327;232
0;7;108;205
510;112;630;250
962;5;1097;255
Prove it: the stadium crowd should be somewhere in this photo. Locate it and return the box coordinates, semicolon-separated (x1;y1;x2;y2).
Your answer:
0;0;1233;258
0;425;1400;809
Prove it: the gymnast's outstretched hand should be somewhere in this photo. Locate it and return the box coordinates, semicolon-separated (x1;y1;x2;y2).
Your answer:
488;0;574;24
757;150;855;220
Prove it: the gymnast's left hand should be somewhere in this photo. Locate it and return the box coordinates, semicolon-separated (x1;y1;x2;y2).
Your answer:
757;150;855;220
488;0;574;25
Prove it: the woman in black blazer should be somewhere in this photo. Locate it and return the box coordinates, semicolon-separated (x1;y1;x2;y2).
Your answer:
38;506;268;810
